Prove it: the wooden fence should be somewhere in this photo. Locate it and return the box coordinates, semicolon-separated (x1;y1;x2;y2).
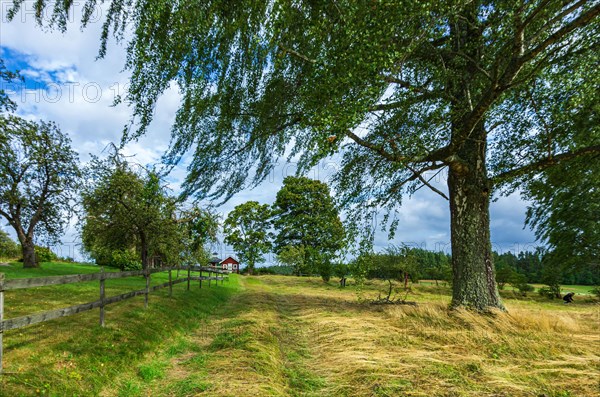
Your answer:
0;265;230;373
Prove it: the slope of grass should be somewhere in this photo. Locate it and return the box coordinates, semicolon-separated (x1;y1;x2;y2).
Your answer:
0;262;239;397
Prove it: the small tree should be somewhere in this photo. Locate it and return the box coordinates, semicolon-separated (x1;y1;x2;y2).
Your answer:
224;201;272;275
366;246;418;303
0;115;80;268
81;150;179;269
333;262;349;287
539;253;564;299
496;266;517;290
507;272;534;296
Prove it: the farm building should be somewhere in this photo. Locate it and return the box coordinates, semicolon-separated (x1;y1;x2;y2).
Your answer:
207;253;240;274
220;256;240;273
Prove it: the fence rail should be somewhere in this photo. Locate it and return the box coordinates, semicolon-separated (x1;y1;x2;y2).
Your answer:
0;265;230;373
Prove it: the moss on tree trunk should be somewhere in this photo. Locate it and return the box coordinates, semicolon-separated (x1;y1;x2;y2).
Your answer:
448;128;504;311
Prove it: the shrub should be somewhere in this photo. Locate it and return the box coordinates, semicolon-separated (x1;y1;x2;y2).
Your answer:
35;246;59;262
509;272;534;296
538;286;561;299
514;283;535;296
111;249;142;271
589;286;600;300
0;230;20;259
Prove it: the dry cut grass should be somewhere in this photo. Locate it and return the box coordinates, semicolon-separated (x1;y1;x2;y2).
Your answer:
157;275;599;397
1;266;598;397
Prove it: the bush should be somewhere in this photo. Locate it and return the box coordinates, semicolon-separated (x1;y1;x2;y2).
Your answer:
319;261;332;282
514;283;535;296
589;286;600;300
0;230;20;259
538;286;561;299
35;246;59;262
509;272;534;296
111;249;142;271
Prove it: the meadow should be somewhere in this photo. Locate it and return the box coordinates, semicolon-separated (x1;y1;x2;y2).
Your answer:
0;263;598;397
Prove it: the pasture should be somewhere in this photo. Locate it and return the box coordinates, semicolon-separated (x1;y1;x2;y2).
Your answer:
0;263;598;396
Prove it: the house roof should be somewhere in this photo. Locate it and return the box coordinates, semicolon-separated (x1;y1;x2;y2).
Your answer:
220;256;239;264
209;253;222;264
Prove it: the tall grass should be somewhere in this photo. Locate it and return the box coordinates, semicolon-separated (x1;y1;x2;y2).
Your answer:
0;265;598;396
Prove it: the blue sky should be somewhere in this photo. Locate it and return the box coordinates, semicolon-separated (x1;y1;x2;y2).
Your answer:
0;4;540;263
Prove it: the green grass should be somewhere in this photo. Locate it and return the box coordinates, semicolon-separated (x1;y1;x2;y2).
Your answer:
419;279;596;295
0;261;239;397
0;265;598;396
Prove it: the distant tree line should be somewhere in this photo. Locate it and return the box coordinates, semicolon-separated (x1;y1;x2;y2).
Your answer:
256;246;598;291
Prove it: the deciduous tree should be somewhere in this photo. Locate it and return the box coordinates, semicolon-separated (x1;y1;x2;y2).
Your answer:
0;115;80;268
81;151;178;269
273;177;345;281
224;201;272;274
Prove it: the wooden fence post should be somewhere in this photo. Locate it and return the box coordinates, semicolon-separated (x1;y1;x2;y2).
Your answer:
0;273;4;373
99;267;105;327
144;268;150;308
168;267;173;297
208;270;211;287
199;267;202;289
187;266;191;291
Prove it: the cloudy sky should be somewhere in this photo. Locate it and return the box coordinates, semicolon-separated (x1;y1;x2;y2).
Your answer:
0;2;539;263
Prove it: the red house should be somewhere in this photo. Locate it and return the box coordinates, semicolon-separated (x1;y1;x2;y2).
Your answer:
220;256;240;273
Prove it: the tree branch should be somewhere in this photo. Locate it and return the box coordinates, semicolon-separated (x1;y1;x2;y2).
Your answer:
0;207;14;223
521;3;600;65
406;165;449;200
278;44;316;64
344;130;405;162
492;145;600;185
379;75;434;94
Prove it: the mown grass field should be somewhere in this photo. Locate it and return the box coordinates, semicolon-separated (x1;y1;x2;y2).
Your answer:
0;263;598;397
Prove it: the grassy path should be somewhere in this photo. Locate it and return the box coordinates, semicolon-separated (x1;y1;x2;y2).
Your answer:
144;276;599;397
136;276;326;396
0;264;598;396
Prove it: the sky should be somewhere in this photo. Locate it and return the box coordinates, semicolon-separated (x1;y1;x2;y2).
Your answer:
0;2;540;264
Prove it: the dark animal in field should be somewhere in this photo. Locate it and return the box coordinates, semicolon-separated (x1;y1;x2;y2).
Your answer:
563;292;575;304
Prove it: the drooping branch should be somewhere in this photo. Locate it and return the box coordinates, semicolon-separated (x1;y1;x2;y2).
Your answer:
344;130;405;162
385;162;447;201
406;164;449;200
491;145;600;185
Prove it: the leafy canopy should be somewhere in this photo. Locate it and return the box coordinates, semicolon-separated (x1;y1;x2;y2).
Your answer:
273;176;346;279
9;0;599;224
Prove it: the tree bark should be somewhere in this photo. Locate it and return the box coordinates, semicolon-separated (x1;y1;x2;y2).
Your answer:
448;128;504;311
21;238;38;268
140;232;149;270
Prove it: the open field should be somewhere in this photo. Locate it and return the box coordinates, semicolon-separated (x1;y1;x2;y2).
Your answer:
0;263;599;396
417;280;596;296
